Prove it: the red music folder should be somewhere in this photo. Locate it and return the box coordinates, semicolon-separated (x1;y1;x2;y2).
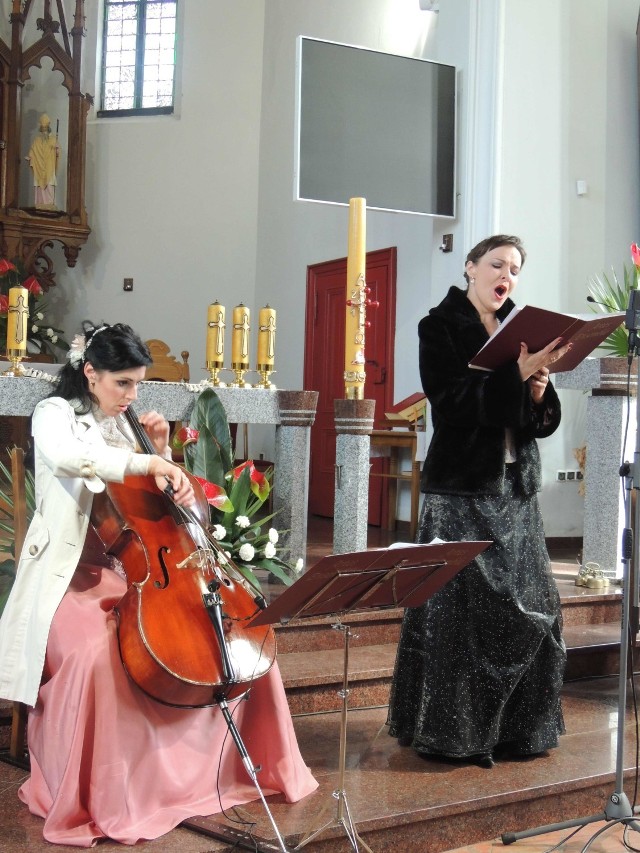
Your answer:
468;305;624;374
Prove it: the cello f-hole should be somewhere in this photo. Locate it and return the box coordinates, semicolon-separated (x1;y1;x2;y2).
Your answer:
154;547;171;589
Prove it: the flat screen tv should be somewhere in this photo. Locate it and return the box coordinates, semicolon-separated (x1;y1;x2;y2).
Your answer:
294;36;456;218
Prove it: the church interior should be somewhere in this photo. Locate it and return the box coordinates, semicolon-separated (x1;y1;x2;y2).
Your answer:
2;1;640;851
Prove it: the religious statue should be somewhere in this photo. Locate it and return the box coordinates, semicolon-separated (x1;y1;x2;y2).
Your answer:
25;113;60;210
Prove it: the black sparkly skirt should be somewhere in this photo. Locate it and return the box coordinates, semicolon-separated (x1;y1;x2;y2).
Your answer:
387;465;566;758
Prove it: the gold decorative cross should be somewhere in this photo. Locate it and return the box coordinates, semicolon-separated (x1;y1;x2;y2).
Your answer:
259;315;277;359
233;311;250;359
9;293;28;345
208;310;225;357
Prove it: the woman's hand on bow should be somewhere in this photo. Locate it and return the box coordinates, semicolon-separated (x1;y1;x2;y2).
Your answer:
147;456;195;507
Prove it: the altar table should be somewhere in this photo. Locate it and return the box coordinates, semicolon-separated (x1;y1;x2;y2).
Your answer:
0;374;318;567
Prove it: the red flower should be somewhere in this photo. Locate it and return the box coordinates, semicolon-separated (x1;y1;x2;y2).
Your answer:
0;259;16;276
631;243;640;270
170;426;199;451
230;460;270;502
193;476;233;511
22;275;43;296
0;294;8;314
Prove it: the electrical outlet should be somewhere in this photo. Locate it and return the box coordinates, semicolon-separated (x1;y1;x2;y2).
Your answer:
557;470;566;481
576;471;584;481
566;470;576;481
123;278;133;292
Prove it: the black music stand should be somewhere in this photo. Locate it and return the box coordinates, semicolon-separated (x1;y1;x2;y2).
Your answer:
250;539;491;853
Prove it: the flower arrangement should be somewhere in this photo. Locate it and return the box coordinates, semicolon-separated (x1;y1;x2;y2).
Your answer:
0;258;68;359
586;242;640;357
172;387;303;591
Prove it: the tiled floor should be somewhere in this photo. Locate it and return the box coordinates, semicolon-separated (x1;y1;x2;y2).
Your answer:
1;519;638;852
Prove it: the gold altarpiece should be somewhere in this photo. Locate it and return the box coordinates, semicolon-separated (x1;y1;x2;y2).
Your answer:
0;0;91;289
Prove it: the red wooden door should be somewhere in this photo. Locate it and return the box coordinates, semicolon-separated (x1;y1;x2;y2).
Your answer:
304;247;396;521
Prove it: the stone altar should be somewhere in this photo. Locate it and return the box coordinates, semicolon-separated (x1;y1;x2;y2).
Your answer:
555;356;637;577
0;373;318;566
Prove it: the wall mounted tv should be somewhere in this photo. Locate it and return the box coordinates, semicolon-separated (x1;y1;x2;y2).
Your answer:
294;37;456;218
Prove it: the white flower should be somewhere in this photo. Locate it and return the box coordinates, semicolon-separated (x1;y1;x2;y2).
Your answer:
268;528;279;544
46;327;54;337
36;311;44;321
264;542;276;559
295;558;304;574
31;324;38;333
239;543;255;562
235;515;251;529
212;524;226;540
51;334;58;343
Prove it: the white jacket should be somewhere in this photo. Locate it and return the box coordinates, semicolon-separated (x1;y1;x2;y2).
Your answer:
0;397;139;706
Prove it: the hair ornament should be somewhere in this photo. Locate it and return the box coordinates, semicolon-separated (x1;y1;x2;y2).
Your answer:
67;334;86;368
66;324;109;369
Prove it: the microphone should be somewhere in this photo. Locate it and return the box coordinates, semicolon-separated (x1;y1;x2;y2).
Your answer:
586;295;610;309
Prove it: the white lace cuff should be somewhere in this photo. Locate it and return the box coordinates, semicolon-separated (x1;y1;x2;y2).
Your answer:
125;454;152;476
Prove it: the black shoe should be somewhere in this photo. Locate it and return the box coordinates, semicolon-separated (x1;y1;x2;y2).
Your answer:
471;753;495;768
397;735;413;747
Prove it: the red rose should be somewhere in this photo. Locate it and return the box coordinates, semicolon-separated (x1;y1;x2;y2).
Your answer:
631;243;640;270
0;259;16;276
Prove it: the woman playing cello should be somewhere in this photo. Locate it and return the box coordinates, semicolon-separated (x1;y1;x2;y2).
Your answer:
0;321;317;847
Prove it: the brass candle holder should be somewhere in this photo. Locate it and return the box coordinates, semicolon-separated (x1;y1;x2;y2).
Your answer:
205;360;226;386
230;363;249;387
3;347;26;376
253;363;276;389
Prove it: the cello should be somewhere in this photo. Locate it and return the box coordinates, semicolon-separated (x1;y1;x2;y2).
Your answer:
90;406;276;708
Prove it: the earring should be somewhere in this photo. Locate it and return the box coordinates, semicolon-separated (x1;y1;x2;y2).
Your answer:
470;277;475;285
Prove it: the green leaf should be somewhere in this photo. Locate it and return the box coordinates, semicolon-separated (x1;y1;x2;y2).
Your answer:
231;561;264;592
220;467;252;526
189;388;234;473
587;262;637;357
252;558;295;586
192;423;227;487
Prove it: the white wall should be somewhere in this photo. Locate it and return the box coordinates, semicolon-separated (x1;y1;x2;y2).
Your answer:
49;1;266;388
497;0;640;535
37;0;640;534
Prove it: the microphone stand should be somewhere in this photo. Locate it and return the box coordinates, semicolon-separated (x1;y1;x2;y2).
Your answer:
502;294;640;846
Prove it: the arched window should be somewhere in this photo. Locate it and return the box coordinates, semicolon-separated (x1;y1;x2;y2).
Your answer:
99;0;177;116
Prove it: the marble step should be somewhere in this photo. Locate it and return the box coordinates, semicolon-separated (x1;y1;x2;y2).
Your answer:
278;621;637;715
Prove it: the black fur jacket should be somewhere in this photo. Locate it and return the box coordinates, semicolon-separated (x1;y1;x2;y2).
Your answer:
419;286;561;497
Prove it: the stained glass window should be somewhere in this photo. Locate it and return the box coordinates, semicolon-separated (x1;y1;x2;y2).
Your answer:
100;0;177;116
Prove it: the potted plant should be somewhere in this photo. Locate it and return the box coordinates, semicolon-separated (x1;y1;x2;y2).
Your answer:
172;388;302;592
586;242;640;356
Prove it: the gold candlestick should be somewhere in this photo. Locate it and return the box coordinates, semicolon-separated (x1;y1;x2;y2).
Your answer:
231;303;250;388
4;285;29;376
3;347;26;376
205;301;226;386
254;305;276;388
253;365;276;389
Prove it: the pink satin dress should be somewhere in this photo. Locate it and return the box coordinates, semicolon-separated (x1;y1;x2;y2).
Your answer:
19;550;318;847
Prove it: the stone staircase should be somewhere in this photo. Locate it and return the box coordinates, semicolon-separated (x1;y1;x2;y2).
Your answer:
0;565;629;755
276;566;629;716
